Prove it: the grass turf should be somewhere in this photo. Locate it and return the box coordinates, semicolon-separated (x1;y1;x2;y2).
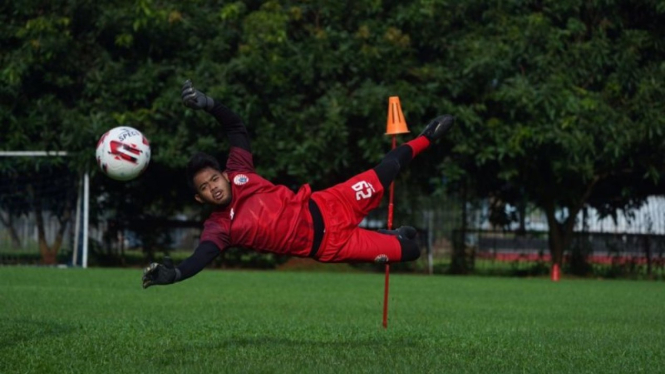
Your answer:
1;267;664;373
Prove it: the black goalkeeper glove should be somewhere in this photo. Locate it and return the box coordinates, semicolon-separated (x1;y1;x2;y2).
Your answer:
181;79;215;111
142;256;181;289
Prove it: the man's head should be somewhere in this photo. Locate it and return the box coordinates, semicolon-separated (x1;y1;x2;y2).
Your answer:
186;152;232;206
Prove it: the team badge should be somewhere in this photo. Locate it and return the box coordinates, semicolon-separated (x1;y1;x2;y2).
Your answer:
233;174;249;185
374;254;389;264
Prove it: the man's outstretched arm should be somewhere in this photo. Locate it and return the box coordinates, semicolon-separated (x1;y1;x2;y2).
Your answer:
142;241;220;289
181;80;251;152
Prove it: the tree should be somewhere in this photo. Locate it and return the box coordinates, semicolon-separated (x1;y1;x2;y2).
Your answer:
438;0;665;269
4;0;663;271
0;0;202;262
1;0;459;262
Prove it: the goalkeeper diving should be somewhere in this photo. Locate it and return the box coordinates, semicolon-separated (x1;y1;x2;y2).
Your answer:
143;80;454;288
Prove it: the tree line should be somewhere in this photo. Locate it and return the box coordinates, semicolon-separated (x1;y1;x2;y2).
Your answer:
1;0;664;266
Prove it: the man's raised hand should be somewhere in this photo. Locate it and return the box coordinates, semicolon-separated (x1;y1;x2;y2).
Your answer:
142;256;179;289
181;79;215;111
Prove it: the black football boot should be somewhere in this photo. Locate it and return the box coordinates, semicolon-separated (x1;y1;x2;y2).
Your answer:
419;115;455;142
378;226;417;240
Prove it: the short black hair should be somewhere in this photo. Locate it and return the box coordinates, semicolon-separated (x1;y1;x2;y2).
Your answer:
186;152;222;192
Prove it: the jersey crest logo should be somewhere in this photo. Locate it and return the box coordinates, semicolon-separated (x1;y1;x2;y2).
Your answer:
233;174;249;186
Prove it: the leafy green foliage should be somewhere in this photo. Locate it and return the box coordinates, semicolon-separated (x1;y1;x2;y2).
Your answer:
438;0;665;263
1;0;664;263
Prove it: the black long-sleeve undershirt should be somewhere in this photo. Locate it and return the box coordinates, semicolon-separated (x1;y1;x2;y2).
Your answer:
175;241;220;282
208;102;251;152
175;104;247;282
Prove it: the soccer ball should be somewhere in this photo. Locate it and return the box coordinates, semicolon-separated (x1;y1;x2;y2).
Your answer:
95;126;151;181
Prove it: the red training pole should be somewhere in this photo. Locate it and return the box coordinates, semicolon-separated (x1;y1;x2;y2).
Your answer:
383;96;409;329
383;135;397;329
387;136;397;231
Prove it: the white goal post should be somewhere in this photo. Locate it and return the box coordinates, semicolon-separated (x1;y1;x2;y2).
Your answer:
0;151;90;268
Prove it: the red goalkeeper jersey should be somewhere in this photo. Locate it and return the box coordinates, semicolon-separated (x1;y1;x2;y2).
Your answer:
199;147;314;256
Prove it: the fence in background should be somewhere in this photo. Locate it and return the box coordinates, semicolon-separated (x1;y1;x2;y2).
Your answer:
402;196;665;279
2;194;665;279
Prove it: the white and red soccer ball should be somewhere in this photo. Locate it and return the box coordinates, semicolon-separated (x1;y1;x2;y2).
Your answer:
95;127;151;181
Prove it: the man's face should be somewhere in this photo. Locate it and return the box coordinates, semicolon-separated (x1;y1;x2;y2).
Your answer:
193;167;232;206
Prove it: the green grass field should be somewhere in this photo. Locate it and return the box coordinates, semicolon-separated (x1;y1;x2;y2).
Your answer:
1;267;664;373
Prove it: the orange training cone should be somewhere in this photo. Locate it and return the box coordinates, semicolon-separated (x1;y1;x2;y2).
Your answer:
386;96;410;135
551;263;560;282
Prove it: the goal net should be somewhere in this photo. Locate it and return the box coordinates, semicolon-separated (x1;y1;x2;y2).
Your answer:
0;152;87;267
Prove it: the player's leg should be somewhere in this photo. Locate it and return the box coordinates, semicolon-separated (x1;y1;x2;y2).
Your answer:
318;226;420;263
377;226;420;261
373;115;455;190
310;115;454;261
310;115;454;230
